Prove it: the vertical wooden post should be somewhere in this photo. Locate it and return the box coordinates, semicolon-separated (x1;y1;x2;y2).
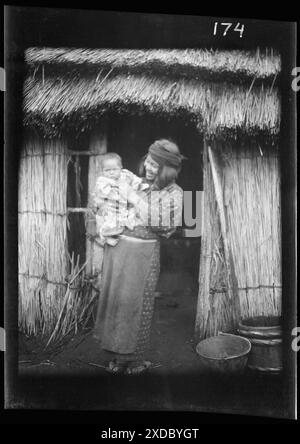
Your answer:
195;140;241;340
85;129;107;282
208;144;240;324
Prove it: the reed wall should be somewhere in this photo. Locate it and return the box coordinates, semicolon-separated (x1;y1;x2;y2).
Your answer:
196;141;281;339
18;136;69;335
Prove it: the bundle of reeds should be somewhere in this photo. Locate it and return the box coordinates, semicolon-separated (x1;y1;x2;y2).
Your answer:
221;142;281;318
204;83;280;138
18;136;69;336
45;253;99;347
25;47;281;82
196;143;240;339
24;72;280;140
196;141;281;339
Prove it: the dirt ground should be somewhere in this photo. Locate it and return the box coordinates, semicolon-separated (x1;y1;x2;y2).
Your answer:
17;270;285;418
18;270;201;376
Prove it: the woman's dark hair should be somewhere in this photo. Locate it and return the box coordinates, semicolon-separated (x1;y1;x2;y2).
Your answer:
138;139;182;190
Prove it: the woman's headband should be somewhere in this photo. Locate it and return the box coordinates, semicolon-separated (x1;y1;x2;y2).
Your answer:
148;141;187;168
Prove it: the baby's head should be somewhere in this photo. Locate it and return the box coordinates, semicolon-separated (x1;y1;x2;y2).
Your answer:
100;153;122;180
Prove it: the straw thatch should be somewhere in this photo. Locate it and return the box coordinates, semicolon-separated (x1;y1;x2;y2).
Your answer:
25;47;281;81
18;135;99;340
221;142;281;319
45;253;98;347
196;140;281;339
196;142;240;339
23;47;281;139
18;136;69;336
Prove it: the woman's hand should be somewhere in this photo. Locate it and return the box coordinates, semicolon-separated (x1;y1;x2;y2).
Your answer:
118;182;134;200
126;188;141;206
126;188;149;224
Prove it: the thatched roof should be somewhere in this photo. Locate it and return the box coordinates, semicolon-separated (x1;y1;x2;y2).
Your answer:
25;47;281;80
23;47;281;139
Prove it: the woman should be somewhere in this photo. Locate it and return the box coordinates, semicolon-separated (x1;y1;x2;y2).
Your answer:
94;139;184;375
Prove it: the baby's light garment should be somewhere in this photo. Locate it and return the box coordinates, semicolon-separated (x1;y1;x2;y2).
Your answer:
93;168;149;244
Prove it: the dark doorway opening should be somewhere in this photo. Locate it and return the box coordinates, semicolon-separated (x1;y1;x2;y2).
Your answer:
66;132;90;266
107;113;203;295
107;113;203;191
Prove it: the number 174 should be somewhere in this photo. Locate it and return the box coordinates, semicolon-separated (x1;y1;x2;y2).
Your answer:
213;22;244;38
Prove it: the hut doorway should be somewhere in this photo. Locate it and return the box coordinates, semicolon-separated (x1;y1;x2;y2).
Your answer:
64;113;204;347
107;113;203;302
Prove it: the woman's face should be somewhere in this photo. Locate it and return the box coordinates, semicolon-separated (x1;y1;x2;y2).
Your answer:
144;155;159;181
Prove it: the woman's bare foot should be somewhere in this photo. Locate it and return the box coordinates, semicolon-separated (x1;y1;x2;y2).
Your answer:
105;359;126;374
124;361;152;376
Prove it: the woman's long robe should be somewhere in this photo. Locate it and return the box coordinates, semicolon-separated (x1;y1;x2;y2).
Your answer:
93;182;183;360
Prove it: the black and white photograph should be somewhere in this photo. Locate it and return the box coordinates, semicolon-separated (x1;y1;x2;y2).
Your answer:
3;6;297;423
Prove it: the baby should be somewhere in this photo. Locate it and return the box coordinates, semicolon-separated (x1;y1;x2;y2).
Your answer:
92;152;149;246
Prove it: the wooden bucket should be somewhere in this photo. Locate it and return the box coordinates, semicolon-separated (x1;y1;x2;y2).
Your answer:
237;316;282;374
